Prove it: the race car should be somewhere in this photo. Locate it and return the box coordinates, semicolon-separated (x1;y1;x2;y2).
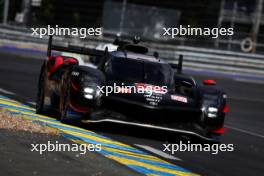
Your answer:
36;36;228;141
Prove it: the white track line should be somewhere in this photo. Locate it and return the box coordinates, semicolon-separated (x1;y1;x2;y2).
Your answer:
134;144;181;161
229;96;264;103
234;78;264;84
0;88;15;95
27;101;36;106
226;125;264;139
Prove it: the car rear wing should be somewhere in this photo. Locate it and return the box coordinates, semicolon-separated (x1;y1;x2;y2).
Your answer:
169;55;183;74
47;35;183;73
47;35;104;58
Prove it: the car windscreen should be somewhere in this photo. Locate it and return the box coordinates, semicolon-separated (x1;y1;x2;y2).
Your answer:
107;57;172;86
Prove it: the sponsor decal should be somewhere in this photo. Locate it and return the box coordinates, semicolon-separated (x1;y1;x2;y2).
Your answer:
71;71;79;76
171;95;188;103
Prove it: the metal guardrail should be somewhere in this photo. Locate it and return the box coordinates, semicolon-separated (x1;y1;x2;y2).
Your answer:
0;25;264;76
155;49;264;76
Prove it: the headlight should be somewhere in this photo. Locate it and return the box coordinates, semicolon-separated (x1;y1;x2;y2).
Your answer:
84;87;94;94
206;106;218;118
84;94;93;99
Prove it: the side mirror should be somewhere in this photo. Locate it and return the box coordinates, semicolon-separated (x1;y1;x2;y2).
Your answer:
203;80;216;85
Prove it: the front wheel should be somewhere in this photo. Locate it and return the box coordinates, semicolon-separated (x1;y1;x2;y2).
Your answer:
60;71;71;123
60;88;70;123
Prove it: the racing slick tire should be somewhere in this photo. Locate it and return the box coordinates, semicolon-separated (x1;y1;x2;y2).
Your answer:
60;69;72;123
36;62;47;114
60;84;70;123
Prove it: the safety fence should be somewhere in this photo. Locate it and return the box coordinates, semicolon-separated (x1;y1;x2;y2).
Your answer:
0;25;264;76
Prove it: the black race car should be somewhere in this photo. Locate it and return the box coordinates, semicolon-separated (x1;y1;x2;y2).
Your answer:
36;36;228;141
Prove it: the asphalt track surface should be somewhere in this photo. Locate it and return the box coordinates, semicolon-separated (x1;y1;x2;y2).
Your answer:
0;129;140;176
0;51;263;176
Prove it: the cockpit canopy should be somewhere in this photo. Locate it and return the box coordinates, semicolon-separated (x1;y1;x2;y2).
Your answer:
105;56;174;87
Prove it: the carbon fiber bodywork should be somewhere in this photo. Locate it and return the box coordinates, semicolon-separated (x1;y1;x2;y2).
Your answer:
36;36;227;141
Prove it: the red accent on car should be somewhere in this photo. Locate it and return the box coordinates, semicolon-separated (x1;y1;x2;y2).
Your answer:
48;56;64;73
210;127;225;134
203;80;216;85
71;81;79;91
69;102;90;113
64;58;78;64
48;56;78;74
222;104;229;113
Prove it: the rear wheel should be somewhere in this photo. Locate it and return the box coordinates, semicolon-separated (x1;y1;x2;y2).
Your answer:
36;63;47;114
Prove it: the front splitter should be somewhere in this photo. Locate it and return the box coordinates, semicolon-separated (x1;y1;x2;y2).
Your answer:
82;118;219;142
